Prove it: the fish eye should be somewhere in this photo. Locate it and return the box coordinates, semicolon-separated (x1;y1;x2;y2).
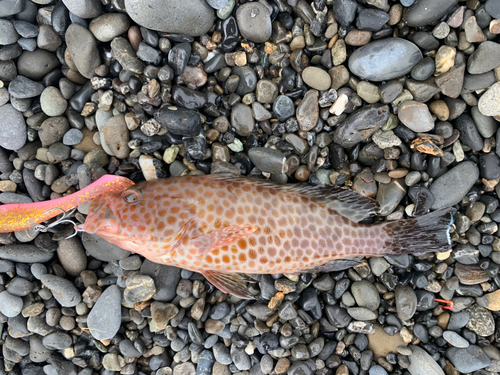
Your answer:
122;189;142;203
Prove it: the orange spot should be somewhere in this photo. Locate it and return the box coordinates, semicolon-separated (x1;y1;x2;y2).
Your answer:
249;238;256;246
171;207;180;214
260;257;268;264
158;222;166;230
222;255;230;263
167;217;176;225
206;256;213;263
214;258;221;264
249;250;257;259
131;214;139;222
237;239;247;250
138;225;146;232
231;247;238;254
239;253;247;262
207;204;214;212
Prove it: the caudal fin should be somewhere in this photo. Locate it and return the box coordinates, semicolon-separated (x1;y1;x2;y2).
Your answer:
380;209;453;256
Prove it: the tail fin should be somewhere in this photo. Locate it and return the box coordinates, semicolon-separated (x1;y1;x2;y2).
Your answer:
380;209;453;256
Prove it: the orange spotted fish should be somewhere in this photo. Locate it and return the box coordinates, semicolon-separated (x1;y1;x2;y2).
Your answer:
81;175;453;299
0;175;134;233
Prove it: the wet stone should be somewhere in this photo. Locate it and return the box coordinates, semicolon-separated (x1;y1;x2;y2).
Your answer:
155;106;201;137
273;95;295;122
248;147;287;174
455;114;484;151
232;66;257;96
296;90;319;132
334;104;390;147
231;103;254;136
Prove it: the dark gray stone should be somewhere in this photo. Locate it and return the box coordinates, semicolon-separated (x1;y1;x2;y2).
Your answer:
403;0;459;27
62;0;100;18
430;161;479;209
155;106;202;137
65;24;101;79
455;114;484;151
446;345;491;373
333;104;390;147
348;38;422;81
125;0;214;36
40;274;82;307
0;104;26;151
236;2;272;43
87;285;122;340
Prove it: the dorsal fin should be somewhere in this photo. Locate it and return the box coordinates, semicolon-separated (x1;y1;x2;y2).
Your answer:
206;174;380;223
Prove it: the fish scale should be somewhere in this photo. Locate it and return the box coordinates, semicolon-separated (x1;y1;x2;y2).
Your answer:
83;174;453;299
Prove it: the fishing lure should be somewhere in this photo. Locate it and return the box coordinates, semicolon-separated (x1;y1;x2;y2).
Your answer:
0;175;134;233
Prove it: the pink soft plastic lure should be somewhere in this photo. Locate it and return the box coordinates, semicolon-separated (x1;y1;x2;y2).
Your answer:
0;175;134;233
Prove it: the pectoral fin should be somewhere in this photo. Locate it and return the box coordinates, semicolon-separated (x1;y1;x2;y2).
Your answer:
202;270;256;299
191;225;258;256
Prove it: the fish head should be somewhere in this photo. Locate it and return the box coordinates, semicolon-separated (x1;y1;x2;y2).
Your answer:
83;185;145;242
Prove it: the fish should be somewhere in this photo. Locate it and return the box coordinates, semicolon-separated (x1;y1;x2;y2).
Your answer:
0;175;134;233
81;174;453;299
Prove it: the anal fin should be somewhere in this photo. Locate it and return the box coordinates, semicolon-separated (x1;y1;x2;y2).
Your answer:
191;225;258;257
202;270;256;299
300;257;363;273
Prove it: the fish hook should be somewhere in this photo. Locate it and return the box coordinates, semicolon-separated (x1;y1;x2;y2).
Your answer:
33;207;84;239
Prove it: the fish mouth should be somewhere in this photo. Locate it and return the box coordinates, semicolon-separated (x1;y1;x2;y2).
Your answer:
84;198;120;235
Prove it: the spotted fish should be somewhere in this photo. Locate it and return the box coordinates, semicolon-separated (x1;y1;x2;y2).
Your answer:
82;175;453;299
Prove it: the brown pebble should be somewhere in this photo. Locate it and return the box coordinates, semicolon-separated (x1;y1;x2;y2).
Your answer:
436;312;450;329
345;29;372;46
294;165;310;181
179;65;207;89
128;26;141;52
490;19;500;34
388;168;408;178
275;358;291;374
388;4;403;25
429;100;449;121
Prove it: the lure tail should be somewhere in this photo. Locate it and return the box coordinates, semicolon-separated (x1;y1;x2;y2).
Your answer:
380;209;453;256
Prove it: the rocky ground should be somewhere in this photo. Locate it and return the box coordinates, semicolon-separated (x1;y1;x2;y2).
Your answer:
1;0;500;374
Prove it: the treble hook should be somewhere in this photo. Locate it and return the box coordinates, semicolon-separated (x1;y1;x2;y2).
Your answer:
33;208;84;239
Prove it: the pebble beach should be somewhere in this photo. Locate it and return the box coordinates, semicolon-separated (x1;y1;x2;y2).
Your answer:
1;0;500;374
